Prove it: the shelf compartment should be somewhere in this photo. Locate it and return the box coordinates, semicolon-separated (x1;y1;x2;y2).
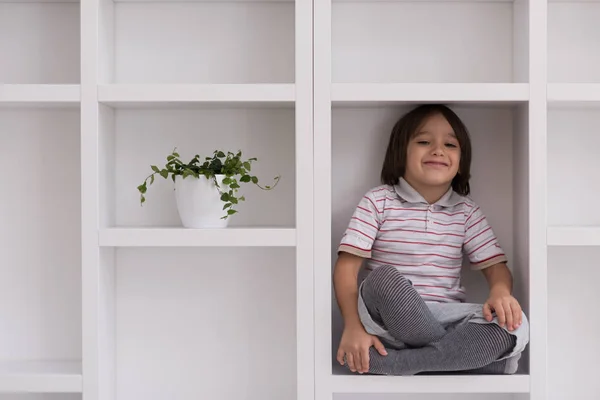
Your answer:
319;103;532;384
98;106;295;229
101;0;294;84
548;247;600;398
110;247;297;400
549;1;600;83
332;0;527;84
98;84;295;107
548;107;600;226
0;361;82;393
548;227;600;246
0;2;79;84
0;108;81;394
0;85;80;107
332;83;529;105
330;374;530;394
99;227;296;247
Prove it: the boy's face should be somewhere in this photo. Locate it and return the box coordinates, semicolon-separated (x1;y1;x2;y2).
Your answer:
404;113;461;189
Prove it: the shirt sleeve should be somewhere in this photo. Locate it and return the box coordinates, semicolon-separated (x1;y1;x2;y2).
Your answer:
337;190;382;258
463;205;508;270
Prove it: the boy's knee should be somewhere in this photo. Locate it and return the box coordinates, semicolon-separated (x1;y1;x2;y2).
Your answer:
364;265;411;294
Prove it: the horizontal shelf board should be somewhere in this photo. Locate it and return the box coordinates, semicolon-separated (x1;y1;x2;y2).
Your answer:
0;361;82;393
332;83;529;104
548;227;600;246
98;84;295;107
330;374;530;394
0;85;80;107
548;83;600;106
99;227;296;247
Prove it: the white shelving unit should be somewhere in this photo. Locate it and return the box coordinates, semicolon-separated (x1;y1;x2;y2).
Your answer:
3;0;600;399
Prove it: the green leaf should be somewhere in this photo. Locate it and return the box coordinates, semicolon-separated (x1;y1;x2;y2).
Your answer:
217;151;225;158
230;182;240;189
230;196;238;204
167;155;175;161
140;195;146;204
223;202;232;210
227;209;237;215
248;157;257;161
171;174;176;183
239;196;245;201
251;176;258;184
137;183;147;194
151;165;160;173
159;170;168;179
222;177;232;185
243;162;251;171
220;193;230;202
173;152;180;158
150;175;155;184
240;175;251;183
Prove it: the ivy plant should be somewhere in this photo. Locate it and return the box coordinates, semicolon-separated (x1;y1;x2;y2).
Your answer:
137;148;280;219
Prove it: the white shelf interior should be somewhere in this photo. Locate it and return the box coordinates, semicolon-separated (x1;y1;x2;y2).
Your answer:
99;0;294;84
0;108;82;394
549;0;600;83
0;2;80;84
332;0;528;83
327;103;531;383
98;104;296;230
548;247;600;400
110;246;297;400
547;106;600;227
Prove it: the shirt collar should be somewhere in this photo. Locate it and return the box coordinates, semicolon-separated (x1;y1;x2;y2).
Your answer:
394;177;463;207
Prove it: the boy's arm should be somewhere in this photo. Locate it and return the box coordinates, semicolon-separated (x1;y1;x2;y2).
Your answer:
481;263;522;332
333;252;365;329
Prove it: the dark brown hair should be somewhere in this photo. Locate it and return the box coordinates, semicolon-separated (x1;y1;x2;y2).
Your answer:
380;104;472;196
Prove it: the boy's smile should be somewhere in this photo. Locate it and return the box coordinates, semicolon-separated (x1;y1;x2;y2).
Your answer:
403;113;461;201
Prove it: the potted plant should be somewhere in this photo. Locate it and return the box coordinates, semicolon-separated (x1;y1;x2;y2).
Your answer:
137;148;280;228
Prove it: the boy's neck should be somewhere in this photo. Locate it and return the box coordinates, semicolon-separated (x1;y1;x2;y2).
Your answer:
403;177;451;205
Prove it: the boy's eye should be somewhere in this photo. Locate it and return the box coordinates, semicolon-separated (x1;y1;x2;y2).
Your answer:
446;143;458;148
417;140;430;145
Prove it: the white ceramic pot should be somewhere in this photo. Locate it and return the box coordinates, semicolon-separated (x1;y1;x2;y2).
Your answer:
174;174;230;228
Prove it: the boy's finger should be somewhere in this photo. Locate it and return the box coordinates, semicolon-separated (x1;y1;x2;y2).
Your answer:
483;302;493;321
337;349;345;366
361;347;370;373
504;302;514;330
513;302;522;327
373;337;388;356
347;353;357;372
495;302;506;327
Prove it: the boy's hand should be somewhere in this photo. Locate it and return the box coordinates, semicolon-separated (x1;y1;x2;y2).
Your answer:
337;325;387;374
483;290;522;331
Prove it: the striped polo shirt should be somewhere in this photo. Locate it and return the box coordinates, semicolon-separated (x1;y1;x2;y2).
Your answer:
338;178;507;303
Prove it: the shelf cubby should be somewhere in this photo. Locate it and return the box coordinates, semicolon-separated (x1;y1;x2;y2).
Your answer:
97;104;296;232
0;1;80;84
98;0;295;85
314;94;532;396
332;0;528;84
547;106;600;227
548;0;600;83
101;246;297;400
548;246;600;399
0;108;82;395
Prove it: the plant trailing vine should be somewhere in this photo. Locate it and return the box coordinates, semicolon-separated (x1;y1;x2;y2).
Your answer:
137;148;280;219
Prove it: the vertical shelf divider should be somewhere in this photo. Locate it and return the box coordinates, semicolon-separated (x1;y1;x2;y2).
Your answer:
529;0;548;399
296;0;315;400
